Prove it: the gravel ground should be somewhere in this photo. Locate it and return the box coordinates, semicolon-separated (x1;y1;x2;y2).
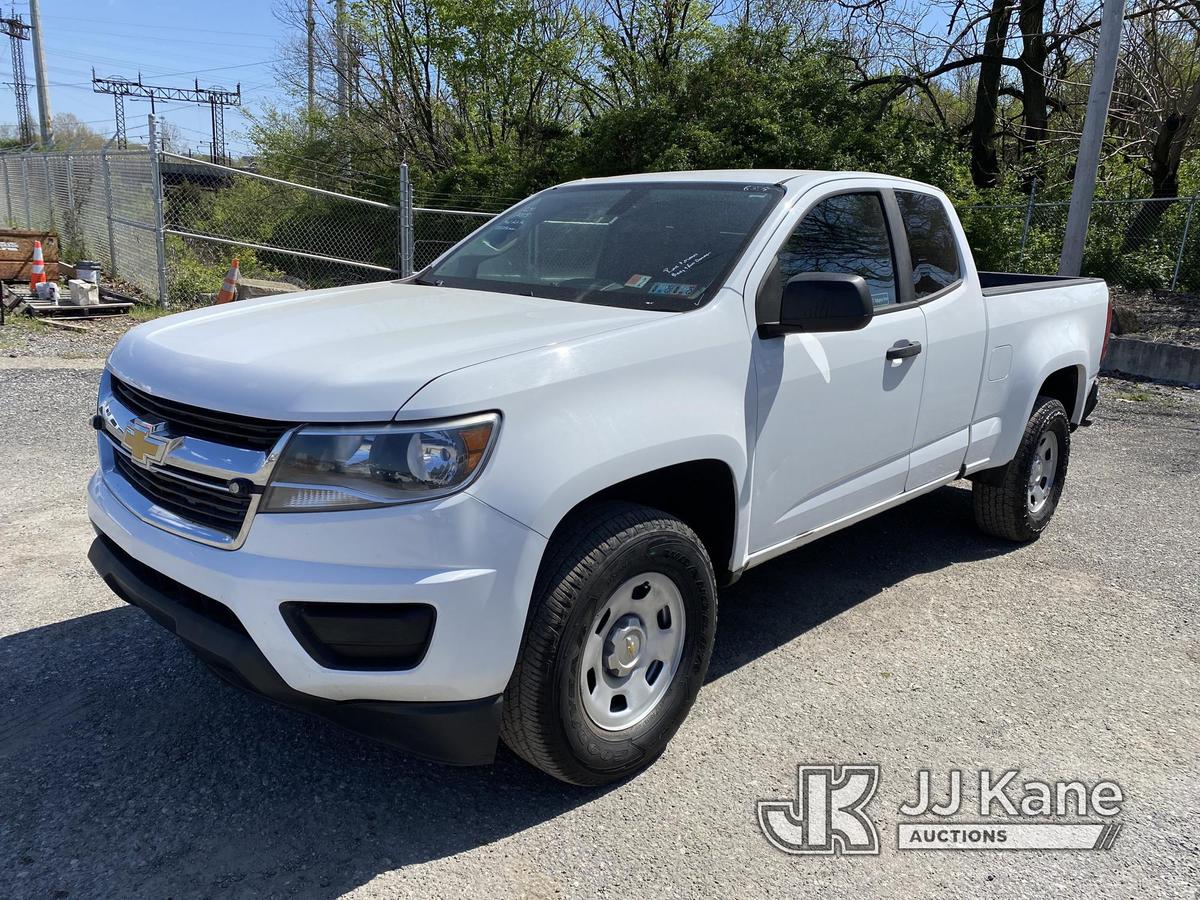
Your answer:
0;364;1196;900
0;313;139;360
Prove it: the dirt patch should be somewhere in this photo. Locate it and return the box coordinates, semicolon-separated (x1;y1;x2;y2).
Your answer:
1109;288;1200;347
0;311;144;359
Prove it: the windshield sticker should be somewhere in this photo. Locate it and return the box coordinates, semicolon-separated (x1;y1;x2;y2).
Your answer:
649;282;698;297
624;273;652;288
662;252;711;278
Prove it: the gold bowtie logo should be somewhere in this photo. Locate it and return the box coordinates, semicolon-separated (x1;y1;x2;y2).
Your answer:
121;419;180;466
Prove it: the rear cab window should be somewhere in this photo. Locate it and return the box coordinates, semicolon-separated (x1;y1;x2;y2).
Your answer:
895;191;963;298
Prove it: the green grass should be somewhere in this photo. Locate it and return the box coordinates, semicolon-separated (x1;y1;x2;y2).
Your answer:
1112;387;1155;402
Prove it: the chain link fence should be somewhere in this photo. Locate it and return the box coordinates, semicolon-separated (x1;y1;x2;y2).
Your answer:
1;132;1194;305
957;194;1199;293
160;152;407;304
412;206;495;270
0;145;160;297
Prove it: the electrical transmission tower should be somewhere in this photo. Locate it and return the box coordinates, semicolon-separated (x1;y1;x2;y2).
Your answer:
0;13;32;145
91;70;242;162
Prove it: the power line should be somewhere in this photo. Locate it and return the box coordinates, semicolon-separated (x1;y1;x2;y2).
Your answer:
92;70;241;161
33;13;279;37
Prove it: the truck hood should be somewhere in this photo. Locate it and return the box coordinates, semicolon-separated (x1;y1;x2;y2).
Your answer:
107;281;658;421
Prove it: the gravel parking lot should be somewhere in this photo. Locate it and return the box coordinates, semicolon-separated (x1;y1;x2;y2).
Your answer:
1;360;1197;899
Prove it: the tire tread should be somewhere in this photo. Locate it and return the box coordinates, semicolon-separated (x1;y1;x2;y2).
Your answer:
500;501;714;785
973;395;1070;542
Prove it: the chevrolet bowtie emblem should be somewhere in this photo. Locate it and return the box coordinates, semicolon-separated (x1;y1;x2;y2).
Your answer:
121;418;181;466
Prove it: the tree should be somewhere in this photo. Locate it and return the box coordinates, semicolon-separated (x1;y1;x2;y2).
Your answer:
50;113;107;150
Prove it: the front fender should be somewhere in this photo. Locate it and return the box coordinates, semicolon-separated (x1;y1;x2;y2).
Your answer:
398;296;754;548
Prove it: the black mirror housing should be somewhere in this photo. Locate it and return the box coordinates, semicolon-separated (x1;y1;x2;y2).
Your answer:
759;272;875;337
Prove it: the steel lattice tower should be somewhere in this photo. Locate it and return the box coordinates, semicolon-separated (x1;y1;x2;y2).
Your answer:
92;71;241;162
0;14;32;145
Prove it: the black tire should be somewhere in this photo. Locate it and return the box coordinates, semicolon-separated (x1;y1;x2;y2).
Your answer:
500;501;717;786
973;395;1071;542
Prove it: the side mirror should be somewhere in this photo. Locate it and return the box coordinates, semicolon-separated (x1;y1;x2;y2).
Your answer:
759;272;875;337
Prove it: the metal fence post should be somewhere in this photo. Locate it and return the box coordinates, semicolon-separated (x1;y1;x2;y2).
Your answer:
65;151;76;254
1019;177;1037;269
1;157;10;225
1171;195;1196;291
43;153;54;229
399;162;414;277
21;155;31;228
148;114;169;307
101;144;118;278
65;151;74;211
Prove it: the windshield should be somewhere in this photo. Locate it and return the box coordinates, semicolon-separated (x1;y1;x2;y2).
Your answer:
419;182;785;311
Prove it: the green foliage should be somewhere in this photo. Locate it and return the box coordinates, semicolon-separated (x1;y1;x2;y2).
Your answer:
232;2;1198;292
165;236;284;307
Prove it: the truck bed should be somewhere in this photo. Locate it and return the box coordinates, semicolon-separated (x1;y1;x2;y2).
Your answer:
979;271;1106;296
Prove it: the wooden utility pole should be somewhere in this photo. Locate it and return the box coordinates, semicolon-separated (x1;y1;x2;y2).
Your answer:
1059;0;1125;276
28;0;52;145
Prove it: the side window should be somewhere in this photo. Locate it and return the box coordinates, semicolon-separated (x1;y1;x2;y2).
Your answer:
777;192;897;306
896;191;963;297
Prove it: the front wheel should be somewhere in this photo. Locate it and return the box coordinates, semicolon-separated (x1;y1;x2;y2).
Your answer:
500;501;717;786
973;395;1071;542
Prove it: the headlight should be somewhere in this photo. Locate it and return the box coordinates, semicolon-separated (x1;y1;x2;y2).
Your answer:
261;413;499;512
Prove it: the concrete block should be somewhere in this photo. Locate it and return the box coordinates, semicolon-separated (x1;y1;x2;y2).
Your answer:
1102;337;1200;388
66;279;100;306
237;277;301;301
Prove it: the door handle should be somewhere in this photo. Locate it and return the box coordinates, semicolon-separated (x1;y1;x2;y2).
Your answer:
886;340;922;360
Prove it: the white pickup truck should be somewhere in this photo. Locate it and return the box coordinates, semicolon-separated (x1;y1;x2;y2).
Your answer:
88;170;1110;785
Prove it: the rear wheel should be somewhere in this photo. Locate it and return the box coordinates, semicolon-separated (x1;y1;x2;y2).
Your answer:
973;395;1071;542
500;501;717;786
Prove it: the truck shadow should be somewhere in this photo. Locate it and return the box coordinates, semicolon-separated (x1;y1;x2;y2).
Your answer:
708;480;1015;683
0;482;1016;898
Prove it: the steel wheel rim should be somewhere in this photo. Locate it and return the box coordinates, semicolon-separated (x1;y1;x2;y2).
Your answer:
579;572;687;732
1027;429;1059;515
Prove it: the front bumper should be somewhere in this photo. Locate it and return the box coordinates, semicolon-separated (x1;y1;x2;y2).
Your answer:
89;534;502;765
88;465;547;705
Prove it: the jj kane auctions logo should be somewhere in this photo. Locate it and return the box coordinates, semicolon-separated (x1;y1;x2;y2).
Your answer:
758;766;1124;855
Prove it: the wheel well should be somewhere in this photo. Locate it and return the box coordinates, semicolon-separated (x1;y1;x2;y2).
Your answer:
551;460;739;584
1037;366;1080;420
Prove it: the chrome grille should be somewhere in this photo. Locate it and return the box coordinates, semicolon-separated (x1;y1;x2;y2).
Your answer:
111;376;297;452
112;449;251;538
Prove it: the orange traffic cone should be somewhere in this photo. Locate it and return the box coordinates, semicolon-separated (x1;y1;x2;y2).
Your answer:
215;258;240;304
29;240;46;292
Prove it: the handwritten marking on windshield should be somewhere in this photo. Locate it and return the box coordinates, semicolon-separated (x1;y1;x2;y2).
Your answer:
663;252;711;278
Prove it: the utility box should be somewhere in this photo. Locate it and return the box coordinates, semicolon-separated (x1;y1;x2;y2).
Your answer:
0;230;60;283
67;278;100;306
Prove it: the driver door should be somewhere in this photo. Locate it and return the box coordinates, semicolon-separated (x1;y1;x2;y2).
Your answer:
747;188;927;555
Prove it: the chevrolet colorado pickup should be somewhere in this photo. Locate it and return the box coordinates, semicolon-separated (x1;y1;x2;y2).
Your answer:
88;170;1110;785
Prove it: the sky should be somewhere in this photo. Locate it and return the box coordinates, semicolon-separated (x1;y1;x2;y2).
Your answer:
1;0;295;155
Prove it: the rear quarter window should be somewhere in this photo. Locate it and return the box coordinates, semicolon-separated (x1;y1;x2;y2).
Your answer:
896;191;963;298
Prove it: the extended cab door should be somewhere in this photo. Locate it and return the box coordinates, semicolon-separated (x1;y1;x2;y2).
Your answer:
746;186;927;555
892;190;989;489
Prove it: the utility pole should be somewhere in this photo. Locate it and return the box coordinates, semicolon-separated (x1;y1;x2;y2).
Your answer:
306;0;316;118
1058;0;1125;276
28;0;52;145
335;0;348;120
0;14;32;145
